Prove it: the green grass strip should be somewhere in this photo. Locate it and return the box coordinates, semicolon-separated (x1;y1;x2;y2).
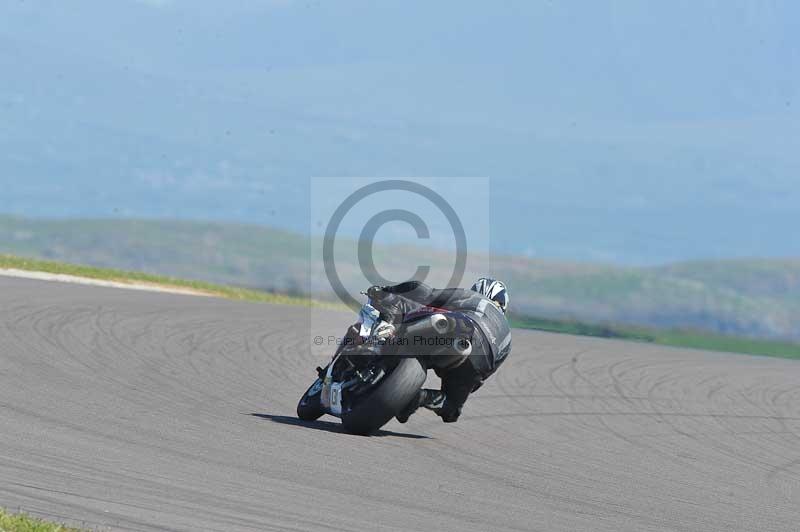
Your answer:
0;508;83;532
510;316;800;359
0;254;321;307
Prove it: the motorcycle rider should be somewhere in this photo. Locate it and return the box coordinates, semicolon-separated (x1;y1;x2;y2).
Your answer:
367;277;511;423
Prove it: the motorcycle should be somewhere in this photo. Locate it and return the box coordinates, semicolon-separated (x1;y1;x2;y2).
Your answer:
297;297;474;434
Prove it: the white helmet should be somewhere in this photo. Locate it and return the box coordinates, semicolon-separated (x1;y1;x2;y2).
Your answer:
471;277;509;313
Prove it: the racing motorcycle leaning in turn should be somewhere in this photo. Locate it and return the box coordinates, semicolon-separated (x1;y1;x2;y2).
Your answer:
297;289;474;435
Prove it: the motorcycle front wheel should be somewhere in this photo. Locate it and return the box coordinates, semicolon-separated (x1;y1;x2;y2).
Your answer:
296;377;325;421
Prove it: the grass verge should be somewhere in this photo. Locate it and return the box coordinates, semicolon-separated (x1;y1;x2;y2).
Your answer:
510;316;800;359
2;254;798;359
0;254;318;307
0;508;83;532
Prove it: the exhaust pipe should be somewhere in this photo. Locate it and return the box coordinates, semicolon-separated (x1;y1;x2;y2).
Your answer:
430;337;472;371
430;314;452;335
452;337;472;357
405;313;454;336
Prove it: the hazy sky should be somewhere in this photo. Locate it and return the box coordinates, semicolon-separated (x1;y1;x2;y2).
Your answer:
1;1;798;263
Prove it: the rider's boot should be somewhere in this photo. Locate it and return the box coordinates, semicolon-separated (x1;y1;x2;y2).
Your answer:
396;389;445;423
421;389;445;411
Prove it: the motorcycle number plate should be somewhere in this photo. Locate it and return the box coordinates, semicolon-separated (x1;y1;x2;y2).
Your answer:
329;382;343;416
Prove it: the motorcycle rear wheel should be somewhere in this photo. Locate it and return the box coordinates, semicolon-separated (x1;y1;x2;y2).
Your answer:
341;358;427;435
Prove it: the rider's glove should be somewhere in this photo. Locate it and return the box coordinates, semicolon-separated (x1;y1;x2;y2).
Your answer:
373;321;396;340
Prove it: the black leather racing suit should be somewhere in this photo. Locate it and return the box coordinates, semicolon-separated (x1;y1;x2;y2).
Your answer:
370;281;512;422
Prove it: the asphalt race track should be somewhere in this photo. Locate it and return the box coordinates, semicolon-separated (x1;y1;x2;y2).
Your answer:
1;276;799;531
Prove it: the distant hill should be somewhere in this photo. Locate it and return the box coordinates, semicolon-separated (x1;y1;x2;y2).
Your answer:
1;215;799;340
1;1;799;264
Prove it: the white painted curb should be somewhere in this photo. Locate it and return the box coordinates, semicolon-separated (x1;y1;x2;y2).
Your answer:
0;268;212;297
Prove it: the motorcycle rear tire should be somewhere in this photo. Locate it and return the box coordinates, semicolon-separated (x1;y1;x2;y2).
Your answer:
341;358;427;435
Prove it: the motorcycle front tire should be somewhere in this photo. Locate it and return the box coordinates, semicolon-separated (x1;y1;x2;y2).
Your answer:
297;377;325;421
